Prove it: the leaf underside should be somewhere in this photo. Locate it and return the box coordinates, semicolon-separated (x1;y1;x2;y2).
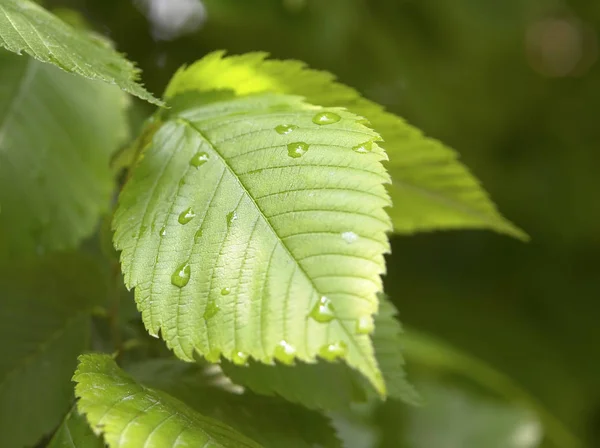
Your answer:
0;50;128;257
165;51;526;238
74;354;262;448
0;0;161;104
114;91;391;393
222;296;419;410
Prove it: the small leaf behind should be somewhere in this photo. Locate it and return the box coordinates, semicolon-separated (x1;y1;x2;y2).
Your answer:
222;296;419;410
48;408;104;448
165;51;525;238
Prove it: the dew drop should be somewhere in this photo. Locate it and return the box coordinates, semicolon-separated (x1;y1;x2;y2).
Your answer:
221;287;231;296
190;151;209;168
178;177;186;187
194;228;203;241
204;300;220;319
226;211;238;226
312;111;341;125
232;351;249;365
353;141;373;153
319;341;348;361
341;231;359;244
287;142;309;158
274;340;297;365
356;316;374;335
275;124;299;135
178;207;196;224
309;296;336;323
159;226;167;237
171;262;191;288
139;225;148;237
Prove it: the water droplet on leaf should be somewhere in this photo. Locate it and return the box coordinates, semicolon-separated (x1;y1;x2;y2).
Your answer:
221;287;231;296
274;340;297;365
160;226;167;237
226;211;238;225
178;207;196;224
275;124;298;135
287;142;309;158
171;263;191;288
356;316;374;334
312;111;341;125
319;341;348;360
232;351;249;365
341;231;359;244
190;151;209;168
353;141;373;153
194;228;203;241
204;300;220;319
309;296;335;323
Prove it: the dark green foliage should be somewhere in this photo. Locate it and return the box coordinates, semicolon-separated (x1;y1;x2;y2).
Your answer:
0;1;595;447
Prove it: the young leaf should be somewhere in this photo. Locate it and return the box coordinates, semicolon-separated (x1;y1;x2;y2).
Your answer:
0;254;104;448
0;0;161;104
48;408;104;448
222;296;419;410
0;50;129;258
114;91;390;393
126;359;342;448
165;52;525;238
74;354;262;448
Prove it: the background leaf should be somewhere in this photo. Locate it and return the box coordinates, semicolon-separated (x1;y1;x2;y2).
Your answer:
48;408;104;448
0;0;161;104
74;354;262;448
0;49;129;258
114;89;391;392
165;51;524;238
0;253;105;448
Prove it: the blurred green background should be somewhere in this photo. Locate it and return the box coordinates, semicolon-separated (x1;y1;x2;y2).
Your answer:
45;0;600;446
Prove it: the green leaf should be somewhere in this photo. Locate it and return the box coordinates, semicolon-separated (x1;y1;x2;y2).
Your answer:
74;354;262;448
48;408;104;448
126;359;342;448
223;357;360;411
401;329;582;448
375;380;542;448
222;296;419;410
165;51;525;238
0;0;161;104
370;297;419;402
0;253;104;448
0;50;129;258
404;381;542;448
114;91;390;392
